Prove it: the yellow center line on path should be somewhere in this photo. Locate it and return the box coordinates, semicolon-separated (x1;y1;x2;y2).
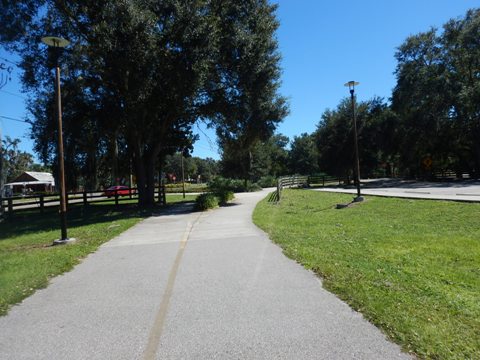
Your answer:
143;212;205;360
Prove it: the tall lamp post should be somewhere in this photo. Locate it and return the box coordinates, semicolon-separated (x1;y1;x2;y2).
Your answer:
344;81;363;202
41;36;75;244
0;62;13;218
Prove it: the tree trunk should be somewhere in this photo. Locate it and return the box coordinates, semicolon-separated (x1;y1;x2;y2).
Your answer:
145;154;156;206
111;131;119;185
133;141;148;206
243;150;252;188
158;155;166;204
158;167;163;204
85;148;97;190
472;125;480;179
133;139;163;207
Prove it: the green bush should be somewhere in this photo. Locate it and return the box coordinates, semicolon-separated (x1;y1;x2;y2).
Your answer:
208;176;261;193
208;177;243;192
257;175;277;188
216;190;235;205
195;193;219;211
246;182;262;192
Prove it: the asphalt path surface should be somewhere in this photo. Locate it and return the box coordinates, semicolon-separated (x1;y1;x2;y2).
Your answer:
0;189;410;359
315;178;480;202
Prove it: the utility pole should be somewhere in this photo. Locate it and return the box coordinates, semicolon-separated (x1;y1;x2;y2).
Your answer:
181;149;186;199
0;61;13;219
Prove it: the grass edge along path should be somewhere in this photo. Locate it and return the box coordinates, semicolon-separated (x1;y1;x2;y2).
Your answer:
253;189;480;360
0;195;196;316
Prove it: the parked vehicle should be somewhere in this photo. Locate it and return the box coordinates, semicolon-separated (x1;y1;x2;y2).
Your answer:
103;186;131;198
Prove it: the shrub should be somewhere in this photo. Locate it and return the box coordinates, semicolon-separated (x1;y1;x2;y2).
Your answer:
216;190;235;205
208;177;243;192
257;175;277;188
245;182;262;192
195;193;219;211
208;176;261;193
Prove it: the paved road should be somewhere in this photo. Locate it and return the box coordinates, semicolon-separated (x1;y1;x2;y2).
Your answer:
0;189;410;359
315;178;480;202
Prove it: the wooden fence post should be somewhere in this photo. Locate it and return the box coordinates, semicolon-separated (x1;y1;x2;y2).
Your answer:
115;191;119;206
83;191;88;206
277;179;281;201
39;195;44;213
8;198;13;217
157;185;165;205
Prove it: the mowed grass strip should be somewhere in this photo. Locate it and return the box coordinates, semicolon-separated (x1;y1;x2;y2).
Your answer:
253;189;480;360
0;194;196;316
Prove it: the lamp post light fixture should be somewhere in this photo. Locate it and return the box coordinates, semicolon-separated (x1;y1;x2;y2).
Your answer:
344;80;363;202
41;36;75;244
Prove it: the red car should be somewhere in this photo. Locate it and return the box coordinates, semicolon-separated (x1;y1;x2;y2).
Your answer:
103;185;131;198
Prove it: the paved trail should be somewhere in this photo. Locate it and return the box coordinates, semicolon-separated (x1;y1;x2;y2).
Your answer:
0;190;410;359
315;178;480;202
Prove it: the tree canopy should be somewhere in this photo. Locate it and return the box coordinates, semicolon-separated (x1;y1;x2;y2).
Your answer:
0;136;48;185
1;0;287;204
212;1;288;183
313;8;480;180
392;8;480;177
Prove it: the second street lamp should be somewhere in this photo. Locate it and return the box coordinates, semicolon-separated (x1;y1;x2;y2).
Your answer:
41;36;75;244
344;80;363;202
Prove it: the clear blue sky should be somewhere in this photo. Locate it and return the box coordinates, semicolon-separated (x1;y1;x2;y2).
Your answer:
0;0;477;161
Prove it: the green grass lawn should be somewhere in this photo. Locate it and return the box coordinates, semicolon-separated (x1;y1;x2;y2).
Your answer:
253;189;480;360
0;194;196;316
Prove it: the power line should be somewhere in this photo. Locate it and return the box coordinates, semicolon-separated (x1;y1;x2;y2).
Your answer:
195;122;218;152
0;115;29;124
195;143;219;152
0;89;27;100
0;56;19;66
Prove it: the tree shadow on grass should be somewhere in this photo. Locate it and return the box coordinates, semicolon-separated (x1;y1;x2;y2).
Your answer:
0;198;205;241
0;203;150;241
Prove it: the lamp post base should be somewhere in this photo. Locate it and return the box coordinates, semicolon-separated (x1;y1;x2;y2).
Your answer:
353;196;364;203
53;238;76;246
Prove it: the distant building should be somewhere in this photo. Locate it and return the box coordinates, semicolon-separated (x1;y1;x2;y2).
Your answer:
1;171;55;197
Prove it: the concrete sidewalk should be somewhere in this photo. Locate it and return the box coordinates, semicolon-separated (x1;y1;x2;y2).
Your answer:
314;178;480;202
0;189;410;359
